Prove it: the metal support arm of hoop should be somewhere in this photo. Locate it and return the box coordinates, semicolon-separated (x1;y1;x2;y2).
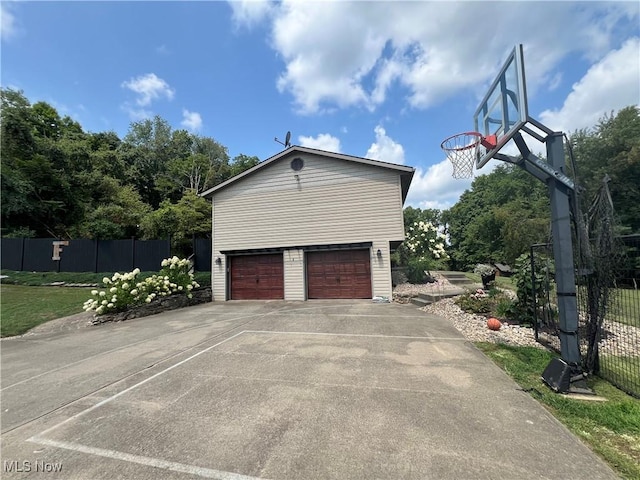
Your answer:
511;132;575;191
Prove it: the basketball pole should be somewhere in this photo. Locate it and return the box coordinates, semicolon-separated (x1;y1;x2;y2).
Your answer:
546;132;582;368
512;130;590;393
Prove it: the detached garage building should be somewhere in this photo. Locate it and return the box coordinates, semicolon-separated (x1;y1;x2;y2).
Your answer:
201;146;415;301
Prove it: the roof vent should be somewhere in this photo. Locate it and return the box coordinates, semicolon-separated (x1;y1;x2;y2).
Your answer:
290;157;304;171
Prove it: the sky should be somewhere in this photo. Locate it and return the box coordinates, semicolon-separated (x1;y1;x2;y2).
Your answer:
1;1;639;210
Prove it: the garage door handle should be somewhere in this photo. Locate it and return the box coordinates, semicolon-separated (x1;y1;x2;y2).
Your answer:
336;277;340;283
256;276;259;283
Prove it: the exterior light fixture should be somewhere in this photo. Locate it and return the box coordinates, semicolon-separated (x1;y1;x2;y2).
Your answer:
376;249;382;257
215;257;222;265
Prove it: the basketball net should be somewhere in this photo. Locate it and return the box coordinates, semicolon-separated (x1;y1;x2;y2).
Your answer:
440;132;483;179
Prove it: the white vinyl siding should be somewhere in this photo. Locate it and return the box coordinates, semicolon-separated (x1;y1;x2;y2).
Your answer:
212;249;225;302
284;249;305;300
214;155;404;249
371;242;392;299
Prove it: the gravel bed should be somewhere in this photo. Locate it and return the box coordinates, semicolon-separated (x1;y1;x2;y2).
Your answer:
392;273;463;304
396;281;640;356
394;277;541;348
420;297;543;349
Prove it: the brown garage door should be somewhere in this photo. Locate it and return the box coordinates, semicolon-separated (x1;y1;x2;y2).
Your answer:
307;249;372;299
230;254;284;300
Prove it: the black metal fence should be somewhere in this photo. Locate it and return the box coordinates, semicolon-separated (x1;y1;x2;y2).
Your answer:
1;237;213;273
531;235;640;398
193;238;211;272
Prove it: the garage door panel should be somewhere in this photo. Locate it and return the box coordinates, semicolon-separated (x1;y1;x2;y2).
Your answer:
307;249;372;299
230;254;284;300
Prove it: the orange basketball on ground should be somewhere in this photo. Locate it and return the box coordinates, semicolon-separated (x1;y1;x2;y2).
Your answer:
487;317;502;331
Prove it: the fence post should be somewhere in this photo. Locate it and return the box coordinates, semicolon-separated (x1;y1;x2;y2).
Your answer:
530;244;537;341
192;235;197;270
131;237;136;271
94;238;99;273
20;237;25;271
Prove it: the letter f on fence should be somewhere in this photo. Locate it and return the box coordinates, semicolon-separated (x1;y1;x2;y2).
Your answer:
52;241;69;261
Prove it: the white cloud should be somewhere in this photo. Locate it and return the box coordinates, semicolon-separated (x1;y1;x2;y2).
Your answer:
298;133;341;152
155;44;170;55
181;109;203;132
365;125;405;164
405;160;471;210
229;0;274;29
48;99;85;123
539;38;640;133
1;3;17;41
121;103;152;121
121;73;175;107
246;2;638;114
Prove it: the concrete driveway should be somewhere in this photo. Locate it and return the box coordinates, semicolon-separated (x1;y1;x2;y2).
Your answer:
1;301;616;479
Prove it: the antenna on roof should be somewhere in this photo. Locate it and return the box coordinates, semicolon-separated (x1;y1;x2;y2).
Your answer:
274;131;292;148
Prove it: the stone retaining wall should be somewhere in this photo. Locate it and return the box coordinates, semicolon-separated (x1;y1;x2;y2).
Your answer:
91;287;212;325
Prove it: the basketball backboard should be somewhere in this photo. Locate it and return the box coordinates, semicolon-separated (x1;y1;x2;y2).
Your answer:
474;44;528;169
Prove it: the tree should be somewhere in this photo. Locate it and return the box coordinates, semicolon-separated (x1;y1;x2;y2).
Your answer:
229;154;260;178
121;116;173;208
139;190;212;255
569;106;640;233
75;183;151;239
443;165;549;270
0;90;85;237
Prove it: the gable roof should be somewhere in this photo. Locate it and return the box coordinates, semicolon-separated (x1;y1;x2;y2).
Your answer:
200;145;415;203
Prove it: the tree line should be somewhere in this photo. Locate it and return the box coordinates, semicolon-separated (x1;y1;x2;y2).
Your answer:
2;88;638;271
1;88;259;251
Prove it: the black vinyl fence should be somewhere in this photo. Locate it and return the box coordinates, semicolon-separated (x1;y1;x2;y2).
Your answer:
1;237;212;273
531;235;640;398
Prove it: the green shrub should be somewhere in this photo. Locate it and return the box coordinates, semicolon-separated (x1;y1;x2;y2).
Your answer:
495;298;518;320
455;289;521;320
454;293;493;314
513;252;555;323
405;258;432;284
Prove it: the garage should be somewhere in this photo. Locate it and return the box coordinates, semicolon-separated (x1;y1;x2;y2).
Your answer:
230;254;284;300
204;146;415;301
307;249;372;299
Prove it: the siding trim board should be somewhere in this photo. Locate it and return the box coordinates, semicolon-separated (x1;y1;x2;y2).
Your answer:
221;242;372;256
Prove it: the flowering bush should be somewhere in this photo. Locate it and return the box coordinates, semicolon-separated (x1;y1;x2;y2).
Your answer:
474;263;496;289
474;263;496;277
83;257;200;316
405;221;449;262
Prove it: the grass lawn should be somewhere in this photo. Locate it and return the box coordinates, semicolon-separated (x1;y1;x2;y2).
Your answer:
0;285;92;337
476;342;640;479
463;271;516;290
611;288;640;327
599;355;640;395
0;270;211;337
1;269;211;287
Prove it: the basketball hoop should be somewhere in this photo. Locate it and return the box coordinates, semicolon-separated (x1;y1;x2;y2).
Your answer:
440;132;496;179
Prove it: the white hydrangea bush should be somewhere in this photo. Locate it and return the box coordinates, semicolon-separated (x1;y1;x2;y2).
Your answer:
83;257;200;316
405;221;449;262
